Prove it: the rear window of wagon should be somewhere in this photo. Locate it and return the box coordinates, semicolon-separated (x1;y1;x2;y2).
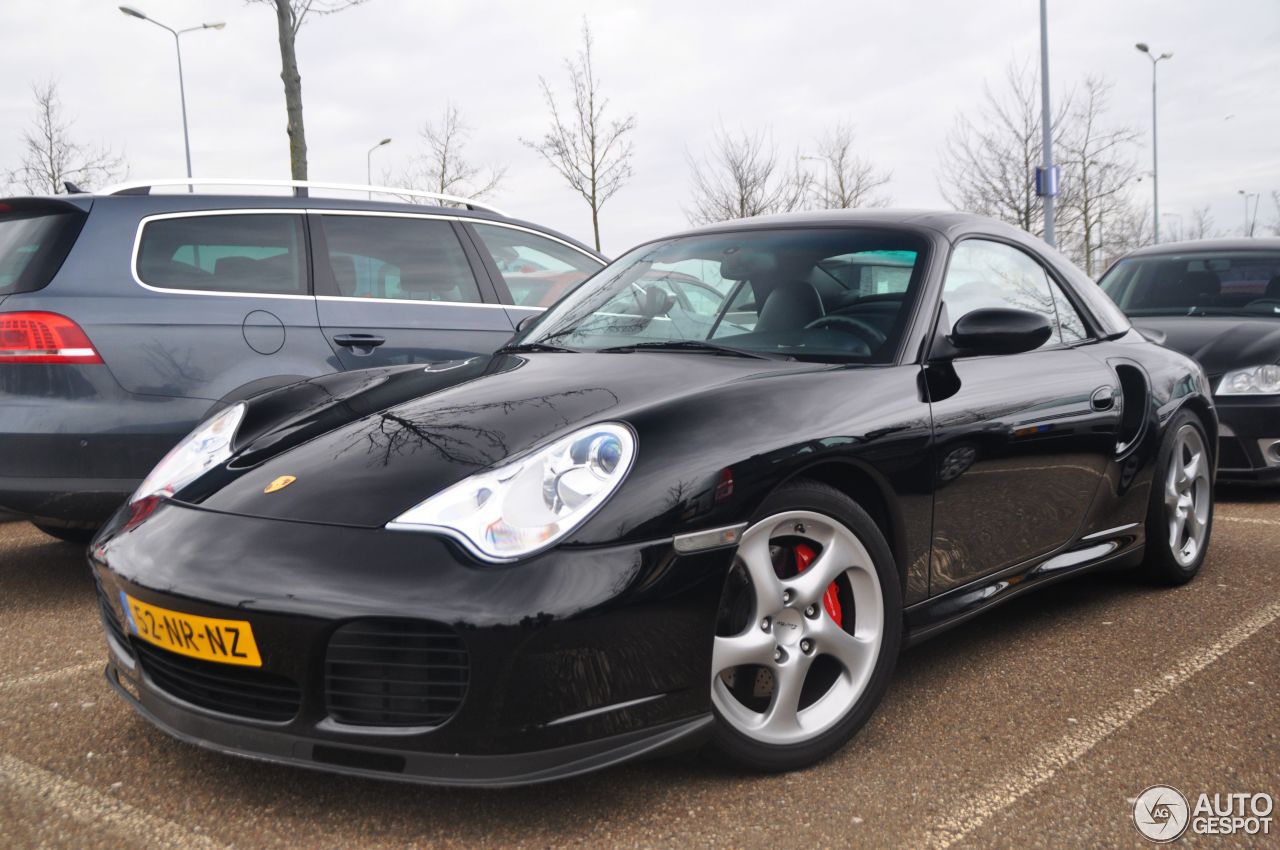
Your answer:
0;204;87;295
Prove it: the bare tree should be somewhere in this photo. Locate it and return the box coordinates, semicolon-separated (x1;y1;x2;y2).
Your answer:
389;103;505;203
1055;77;1140;275
522;18;636;251
685;126;812;225
252;0;369;180
1098;201;1152;266
1267;191;1280;237
939;61;1159;272
939;59;1070;238
812;123;891;209
7;81;126;194
1187;205;1218;240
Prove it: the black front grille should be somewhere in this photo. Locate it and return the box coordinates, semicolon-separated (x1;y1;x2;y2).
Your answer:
93;575;130;652
325;619;468;727
134;641;301;723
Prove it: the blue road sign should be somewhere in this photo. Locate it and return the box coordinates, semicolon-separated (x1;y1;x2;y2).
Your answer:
1035;165;1061;197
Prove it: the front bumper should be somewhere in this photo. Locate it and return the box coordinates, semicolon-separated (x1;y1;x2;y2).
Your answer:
90;501;733;785
1214;395;1280;484
103;663;711;787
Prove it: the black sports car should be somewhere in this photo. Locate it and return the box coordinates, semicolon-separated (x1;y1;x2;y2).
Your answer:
1100;238;1280;484
91;210;1217;786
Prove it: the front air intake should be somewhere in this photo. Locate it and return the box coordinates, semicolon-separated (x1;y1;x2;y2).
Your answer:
133;642;302;722
324;618;468;728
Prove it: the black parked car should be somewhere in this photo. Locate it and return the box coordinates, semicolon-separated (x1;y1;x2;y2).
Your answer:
91;210;1215;786
1100;238;1280;484
0;179;604;540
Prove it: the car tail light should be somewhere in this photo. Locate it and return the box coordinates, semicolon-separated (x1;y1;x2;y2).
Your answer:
0;312;103;364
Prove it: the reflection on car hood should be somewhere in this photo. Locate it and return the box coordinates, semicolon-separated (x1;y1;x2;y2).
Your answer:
191;352;826;527
1131;317;1280;377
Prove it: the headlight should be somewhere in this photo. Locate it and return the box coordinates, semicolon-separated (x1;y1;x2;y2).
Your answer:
1216;365;1280;396
387;422;636;562
131;403;246;504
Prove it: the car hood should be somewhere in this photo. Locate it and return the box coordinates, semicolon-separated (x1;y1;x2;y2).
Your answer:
188;351;831;528
1131;316;1280;377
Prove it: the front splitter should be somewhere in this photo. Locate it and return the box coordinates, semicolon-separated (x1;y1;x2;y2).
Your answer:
105;663;713;788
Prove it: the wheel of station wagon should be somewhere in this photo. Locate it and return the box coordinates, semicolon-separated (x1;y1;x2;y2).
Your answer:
32;521;96;546
711;480;902;771
1141;410;1214;585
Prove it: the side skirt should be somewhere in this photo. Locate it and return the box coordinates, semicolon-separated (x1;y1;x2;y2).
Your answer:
902;542;1145;647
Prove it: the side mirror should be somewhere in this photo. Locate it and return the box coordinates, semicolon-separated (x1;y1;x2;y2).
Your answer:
943;307;1053;357
514;313;539;333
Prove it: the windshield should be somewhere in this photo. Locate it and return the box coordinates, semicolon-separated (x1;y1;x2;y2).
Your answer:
522;228;929;363
1100;251;1280;318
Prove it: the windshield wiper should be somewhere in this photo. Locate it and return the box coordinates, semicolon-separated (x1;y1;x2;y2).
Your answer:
496;341;578;354
596;340;791;360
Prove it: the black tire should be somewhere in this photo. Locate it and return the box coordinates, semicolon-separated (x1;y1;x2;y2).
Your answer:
1140;409;1214;585
711;478;903;772
32;522;97;546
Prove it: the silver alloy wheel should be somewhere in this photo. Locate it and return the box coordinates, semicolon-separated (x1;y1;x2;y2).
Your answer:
1165;424;1211;567
711;510;884;746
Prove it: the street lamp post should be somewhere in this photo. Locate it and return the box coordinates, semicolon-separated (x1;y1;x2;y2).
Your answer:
1238;190;1259;237
120;7;224;189
1096;210;1105;276
1038;0;1057;248
366;139;392;198
1135;43;1172;243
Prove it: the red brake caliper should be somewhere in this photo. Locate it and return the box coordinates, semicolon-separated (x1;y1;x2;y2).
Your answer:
793;544;843;627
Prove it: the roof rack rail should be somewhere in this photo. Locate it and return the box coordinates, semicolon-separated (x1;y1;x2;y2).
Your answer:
96;178;509;217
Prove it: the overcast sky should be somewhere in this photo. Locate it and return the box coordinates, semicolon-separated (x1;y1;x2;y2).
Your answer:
1;0;1277;255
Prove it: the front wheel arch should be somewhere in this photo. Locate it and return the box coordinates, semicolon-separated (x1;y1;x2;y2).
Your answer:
778;460;905;590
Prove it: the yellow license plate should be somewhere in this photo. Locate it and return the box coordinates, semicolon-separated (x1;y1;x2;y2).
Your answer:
122;593;262;667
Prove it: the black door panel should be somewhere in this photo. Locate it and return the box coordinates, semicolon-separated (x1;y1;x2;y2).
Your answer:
927;349;1122;591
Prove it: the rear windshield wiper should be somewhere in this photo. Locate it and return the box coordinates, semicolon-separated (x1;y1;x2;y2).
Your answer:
496;341;578;354
596;340;791;360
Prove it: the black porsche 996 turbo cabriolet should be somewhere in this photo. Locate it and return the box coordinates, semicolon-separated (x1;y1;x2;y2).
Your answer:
90;210;1216;786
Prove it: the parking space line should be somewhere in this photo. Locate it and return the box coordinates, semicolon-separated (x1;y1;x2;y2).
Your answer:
919;599;1280;850
0;752;228;849
0;661;100;690
1218;515;1280;527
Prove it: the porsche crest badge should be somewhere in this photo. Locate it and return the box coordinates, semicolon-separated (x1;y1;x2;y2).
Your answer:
263;475;297;494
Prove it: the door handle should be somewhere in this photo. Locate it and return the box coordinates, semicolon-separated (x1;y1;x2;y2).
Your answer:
332;334;386;355
1090;385;1116;411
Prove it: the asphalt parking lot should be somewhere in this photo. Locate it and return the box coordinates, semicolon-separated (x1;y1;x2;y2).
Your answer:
1;491;1276;850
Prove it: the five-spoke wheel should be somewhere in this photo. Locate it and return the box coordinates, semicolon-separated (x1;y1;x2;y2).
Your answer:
1143;410;1214;584
1164;424;1211;567
711;481;901;770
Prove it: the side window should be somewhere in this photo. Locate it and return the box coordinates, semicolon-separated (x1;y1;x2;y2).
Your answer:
137;214;305;294
1050;280;1089;344
943;239;1068;348
470;223;602;308
320;215;481;303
